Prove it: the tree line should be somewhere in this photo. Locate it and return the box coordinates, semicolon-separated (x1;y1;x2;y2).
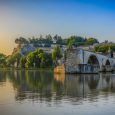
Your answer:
15;35;99;48
0;46;62;68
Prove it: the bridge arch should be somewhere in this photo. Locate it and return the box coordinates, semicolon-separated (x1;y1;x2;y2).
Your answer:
105;59;111;65
87;54;100;67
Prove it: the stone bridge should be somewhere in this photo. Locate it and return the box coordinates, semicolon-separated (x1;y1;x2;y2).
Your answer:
56;48;115;74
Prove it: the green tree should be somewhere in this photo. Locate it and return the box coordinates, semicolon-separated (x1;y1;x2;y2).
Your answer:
94;44;115;53
25;49;52;68
25;49;42;68
86;38;98;45
52;46;62;66
20;58;26;68
110;44;115;51
67;36;86;47
94;44;109;53
0;53;6;67
6;52;21;67
38;52;52;67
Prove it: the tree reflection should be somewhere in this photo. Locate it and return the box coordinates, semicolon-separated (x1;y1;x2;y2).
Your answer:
0;71;7;86
1;71;115;103
6;70;54;101
53;73;65;98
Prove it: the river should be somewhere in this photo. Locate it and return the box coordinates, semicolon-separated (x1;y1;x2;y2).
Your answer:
0;70;115;115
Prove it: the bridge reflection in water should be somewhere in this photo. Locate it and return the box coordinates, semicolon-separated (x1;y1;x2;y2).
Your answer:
0;71;115;102
54;73;115;98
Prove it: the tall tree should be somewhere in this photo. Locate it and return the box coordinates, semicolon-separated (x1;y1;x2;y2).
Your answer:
52;46;62;66
0;53;6;67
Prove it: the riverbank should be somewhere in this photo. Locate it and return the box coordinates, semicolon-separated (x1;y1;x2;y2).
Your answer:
0;67;54;71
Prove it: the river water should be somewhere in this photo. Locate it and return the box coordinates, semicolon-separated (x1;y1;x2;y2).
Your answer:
0;70;115;115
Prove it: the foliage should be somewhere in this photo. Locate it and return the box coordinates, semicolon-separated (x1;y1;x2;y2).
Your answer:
110;44;115;51
14;35;99;49
67;40;74;49
86;38;99;45
52;46;62;65
67;36;98;47
15;37;29;46
20;58;26;68
94;44;115;53
67;36;86;47
0;53;6;67
25;49;52;68
6;52;21;67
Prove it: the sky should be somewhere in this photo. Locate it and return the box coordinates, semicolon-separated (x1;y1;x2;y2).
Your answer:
0;0;115;55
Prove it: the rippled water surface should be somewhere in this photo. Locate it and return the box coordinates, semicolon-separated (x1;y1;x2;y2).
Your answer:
0;70;115;115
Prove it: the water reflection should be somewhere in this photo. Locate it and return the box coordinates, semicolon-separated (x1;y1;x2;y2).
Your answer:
0;70;115;103
0;71;7;86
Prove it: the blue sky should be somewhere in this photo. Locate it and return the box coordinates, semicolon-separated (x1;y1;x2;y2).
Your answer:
0;0;115;54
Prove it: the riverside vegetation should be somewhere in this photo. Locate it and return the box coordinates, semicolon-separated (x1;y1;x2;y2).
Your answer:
0;35;115;69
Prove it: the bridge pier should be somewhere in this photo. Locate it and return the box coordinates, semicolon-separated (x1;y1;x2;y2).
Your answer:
78;64;99;74
65;64;100;74
100;65;113;72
